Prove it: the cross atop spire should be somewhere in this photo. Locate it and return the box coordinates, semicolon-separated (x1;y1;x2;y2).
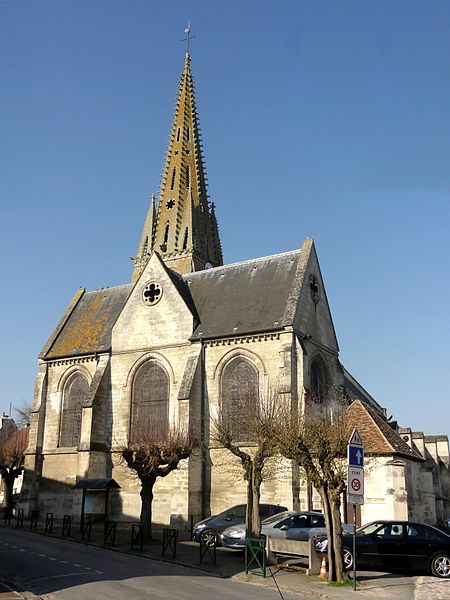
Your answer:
181;22;196;54
132;49;223;281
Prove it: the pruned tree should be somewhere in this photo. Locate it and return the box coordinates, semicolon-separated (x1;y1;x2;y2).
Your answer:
275;390;350;582
120;423;199;541
0;427;29;514
210;391;282;538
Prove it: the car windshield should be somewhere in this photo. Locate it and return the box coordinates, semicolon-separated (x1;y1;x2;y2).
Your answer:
262;511;294;525
222;506;246;519
356;522;387;536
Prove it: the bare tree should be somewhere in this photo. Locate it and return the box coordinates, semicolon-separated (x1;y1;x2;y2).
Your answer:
211;391;282;538
120;424;199;541
14;402;32;428
275;391;349;582
0;427;29;514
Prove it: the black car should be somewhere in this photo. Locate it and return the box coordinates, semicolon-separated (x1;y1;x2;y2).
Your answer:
192;503;288;545
315;520;450;578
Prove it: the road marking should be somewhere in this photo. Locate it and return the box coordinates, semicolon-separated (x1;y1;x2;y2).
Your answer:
49;557;57;561
59;560;68;564
38;553;46;557
72;563;81;567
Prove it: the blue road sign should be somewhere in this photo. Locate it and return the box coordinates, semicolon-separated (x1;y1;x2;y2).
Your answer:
348;444;364;467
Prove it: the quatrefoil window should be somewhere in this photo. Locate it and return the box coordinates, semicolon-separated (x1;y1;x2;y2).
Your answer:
166;199;175;209
142;282;163;306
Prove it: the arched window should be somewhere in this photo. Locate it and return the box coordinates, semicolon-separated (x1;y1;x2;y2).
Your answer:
170;167;176;190
60;372;89;447
131;361;169;441
310;359;328;403
185;165;190;189
221;357;259;442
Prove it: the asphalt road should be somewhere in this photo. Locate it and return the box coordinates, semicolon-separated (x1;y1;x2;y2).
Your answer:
0;527;305;600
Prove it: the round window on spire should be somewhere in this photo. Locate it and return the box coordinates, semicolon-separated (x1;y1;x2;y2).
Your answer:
166;199;175;209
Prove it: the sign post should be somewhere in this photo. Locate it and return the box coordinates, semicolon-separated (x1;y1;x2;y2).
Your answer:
347;429;364;591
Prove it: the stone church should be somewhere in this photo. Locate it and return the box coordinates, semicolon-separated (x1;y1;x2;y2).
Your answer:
21;51;449;528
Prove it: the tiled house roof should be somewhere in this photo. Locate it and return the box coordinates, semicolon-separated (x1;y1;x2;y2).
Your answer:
345;400;423;461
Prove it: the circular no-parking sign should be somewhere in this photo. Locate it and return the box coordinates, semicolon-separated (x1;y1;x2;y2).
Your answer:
351;478;361;492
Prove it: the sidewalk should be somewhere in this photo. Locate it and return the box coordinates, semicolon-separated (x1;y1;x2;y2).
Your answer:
0;519;425;600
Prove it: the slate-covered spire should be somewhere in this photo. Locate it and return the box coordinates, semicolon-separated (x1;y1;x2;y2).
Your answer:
132;194;157;283
134;51;223;279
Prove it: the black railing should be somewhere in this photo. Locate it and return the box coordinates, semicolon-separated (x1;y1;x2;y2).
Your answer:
16;508;24;529
199;533;217;564
30;510;39;531
103;520;117;546
131;523;143;552
162;528;178;559
45;512;54;534
62;514;72;537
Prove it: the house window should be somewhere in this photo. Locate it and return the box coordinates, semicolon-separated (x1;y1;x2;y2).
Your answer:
59;372;89;447
131;361;169;441
221;357;259;443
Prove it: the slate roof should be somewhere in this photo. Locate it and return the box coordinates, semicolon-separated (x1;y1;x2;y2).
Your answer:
42;246;310;359
345;401;423;461
184;249;305;340
44;285;132;359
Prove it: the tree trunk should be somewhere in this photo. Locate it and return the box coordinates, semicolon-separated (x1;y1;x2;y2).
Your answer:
140;477;156;542
330;496;346;582
250;471;261;538
245;464;253;536
316;484;336;581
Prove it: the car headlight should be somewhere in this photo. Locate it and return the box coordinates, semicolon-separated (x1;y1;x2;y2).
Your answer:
228;527;245;538
193;523;206;532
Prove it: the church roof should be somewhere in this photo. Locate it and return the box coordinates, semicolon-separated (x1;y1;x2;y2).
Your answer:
44;285;131;359
184;249;305;340
42;245;312;358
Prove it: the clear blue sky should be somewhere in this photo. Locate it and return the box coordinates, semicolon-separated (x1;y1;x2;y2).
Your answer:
1;1;449;435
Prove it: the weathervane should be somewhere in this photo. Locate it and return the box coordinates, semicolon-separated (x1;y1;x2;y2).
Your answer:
182;22;196;53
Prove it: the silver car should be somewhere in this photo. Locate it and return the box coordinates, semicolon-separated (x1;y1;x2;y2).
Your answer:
221;510;352;550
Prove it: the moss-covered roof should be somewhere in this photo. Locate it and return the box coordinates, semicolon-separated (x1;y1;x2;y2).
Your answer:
44;285;131;359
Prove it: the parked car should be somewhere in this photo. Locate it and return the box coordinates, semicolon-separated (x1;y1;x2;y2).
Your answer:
315;520;450;579
221;510;353;550
192;503;288;546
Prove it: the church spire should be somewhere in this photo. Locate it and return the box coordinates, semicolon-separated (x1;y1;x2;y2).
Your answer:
132;49;223;280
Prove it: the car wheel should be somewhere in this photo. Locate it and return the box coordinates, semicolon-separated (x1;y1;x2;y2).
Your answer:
200;529;217;546
343;547;354;570
430;554;450;578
